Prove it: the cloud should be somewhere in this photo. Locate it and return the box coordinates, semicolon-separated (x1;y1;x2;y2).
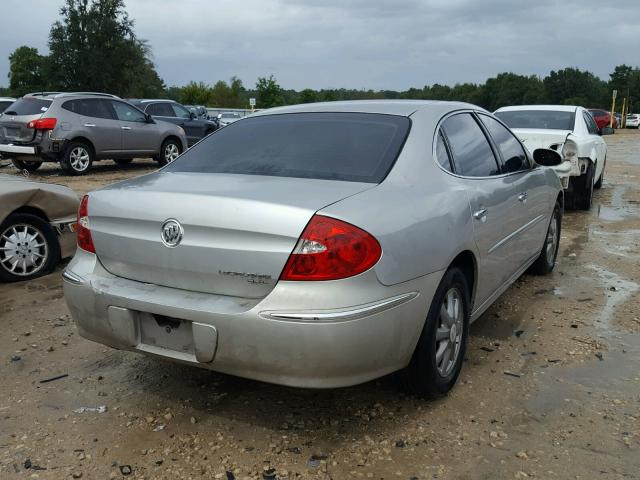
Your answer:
1;0;639;90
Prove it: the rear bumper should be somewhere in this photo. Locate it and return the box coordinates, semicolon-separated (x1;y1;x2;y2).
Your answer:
0;135;64;161
62;250;440;388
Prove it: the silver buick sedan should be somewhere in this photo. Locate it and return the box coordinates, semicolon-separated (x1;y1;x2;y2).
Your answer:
63;101;563;397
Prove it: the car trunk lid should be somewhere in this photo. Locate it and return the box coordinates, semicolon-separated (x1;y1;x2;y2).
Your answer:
510;128;572;154
0;97;52;143
88;172;374;298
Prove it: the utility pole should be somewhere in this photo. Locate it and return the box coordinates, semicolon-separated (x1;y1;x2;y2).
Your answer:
610;90;617;128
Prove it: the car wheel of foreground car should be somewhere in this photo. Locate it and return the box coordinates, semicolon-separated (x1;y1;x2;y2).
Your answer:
11;159;42;172
157;139;182;166
594;158;606;189
114;158;134;165
403;267;470;398
530;202;562;275
60;141;94;176
0;213;60;282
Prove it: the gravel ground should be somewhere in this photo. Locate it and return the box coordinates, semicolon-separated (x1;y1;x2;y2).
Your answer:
1;132;639;479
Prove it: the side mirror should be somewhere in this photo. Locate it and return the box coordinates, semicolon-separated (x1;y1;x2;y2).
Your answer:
189;112;197;120
145;113;155;124
599;126;614;136
533;148;563;167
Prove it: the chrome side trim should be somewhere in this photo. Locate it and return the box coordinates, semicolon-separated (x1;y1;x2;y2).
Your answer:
62;269;85;285
261;292;419;323
488;214;545;254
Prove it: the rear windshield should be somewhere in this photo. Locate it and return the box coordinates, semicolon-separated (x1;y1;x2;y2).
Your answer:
166;112;411;183
495;110;575;130
2;97;52;116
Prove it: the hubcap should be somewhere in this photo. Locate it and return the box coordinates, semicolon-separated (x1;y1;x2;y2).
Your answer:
69;147;90;171
546;211;558;264
435;287;464;377
0;224;48;276
164;143;180;162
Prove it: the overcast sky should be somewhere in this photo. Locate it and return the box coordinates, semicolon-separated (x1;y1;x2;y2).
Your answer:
2;0;640;90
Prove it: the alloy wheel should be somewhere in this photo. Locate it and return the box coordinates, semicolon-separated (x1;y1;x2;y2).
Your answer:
164;143;180;163
0;223;49;276
435;287;464;377
546;210;559;265
69;146;91;172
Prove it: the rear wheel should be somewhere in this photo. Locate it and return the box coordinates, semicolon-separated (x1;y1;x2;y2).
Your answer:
530;201;561;275
402;267;469;398
60;141;94;175
569;161;594;210
11;159;42;172
0;213;60;282
157;138;182;166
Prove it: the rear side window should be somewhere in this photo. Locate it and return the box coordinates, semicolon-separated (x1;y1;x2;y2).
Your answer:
479;114;529;173
441;113;499;177
62;99;114;119
146;102;174;117
165;112;411;183
435;131;452;171
3;97;52;115
583;112;599;134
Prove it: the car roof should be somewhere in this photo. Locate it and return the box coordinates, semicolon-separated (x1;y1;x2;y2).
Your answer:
495;105;579;113
250;100;481;118
128;99;178;104
24;92;120;100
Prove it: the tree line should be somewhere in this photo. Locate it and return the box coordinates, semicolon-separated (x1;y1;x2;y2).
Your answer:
2;0;639;113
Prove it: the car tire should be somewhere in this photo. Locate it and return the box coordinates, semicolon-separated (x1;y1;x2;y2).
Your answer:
157;138;182;166
114;158;134;165
60;141;94;175
402;267;470;398
11;159;42;172
577;161;595;210
594;158;606;189
529;201;562;275
0;213;60;282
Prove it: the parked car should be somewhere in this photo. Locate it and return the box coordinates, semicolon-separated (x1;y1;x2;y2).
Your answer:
184;105;209;120
63;101;563;397
495;105;609;210
626;113;640;129
0;174;78;281
128;99;217;146
0;97;16;113
217;112;242;127
588;108;618;129
0;92;188;175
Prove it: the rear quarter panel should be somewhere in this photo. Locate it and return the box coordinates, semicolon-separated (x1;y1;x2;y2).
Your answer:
0;178;79;225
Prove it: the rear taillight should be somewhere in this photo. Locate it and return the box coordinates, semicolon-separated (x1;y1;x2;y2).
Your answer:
27;118;57;130
77;195;95;253
280;215;381;281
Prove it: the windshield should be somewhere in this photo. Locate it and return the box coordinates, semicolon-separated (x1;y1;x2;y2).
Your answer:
495;110;576;130
2;97;52;116
165;112;411;183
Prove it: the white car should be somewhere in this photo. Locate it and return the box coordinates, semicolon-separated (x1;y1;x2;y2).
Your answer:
494;105;610;210
626;113;640;129
217;112;242;127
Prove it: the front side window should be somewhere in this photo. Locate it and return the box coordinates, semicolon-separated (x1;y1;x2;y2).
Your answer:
165;112;411;183
112;101;146;122
441;113;499;177
479;114;529;173
171;103;191;119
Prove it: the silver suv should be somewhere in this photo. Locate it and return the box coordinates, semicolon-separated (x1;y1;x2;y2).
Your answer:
0;92;188;175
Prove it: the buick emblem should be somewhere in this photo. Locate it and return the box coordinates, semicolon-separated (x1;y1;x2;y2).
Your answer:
161;219;183;247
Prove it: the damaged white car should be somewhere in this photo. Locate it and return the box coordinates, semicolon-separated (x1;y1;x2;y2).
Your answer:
495;105;611;210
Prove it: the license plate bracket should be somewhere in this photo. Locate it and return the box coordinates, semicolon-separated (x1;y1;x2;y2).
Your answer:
139;313;194;354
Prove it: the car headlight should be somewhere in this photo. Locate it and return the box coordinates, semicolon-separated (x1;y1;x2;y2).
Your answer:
561;139;578;160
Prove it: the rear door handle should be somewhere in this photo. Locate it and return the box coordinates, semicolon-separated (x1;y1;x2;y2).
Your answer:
121;126;131;130
518;192;528;203
473;208;488;221
84;123;96;127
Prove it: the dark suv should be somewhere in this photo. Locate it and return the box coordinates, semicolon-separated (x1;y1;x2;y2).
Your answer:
0;92;188;175
128;99;218;146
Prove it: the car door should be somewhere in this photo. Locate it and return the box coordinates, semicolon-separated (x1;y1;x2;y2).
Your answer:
478;113;550;266
582;110;606;179
62;99;122;156
111;100;157;155
170;103;202;145
439;112;518;305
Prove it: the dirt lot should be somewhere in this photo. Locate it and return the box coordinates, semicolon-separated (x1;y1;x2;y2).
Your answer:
1;132;639;480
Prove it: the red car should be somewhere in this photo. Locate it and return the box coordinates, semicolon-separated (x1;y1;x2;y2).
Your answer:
588;109;618;129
